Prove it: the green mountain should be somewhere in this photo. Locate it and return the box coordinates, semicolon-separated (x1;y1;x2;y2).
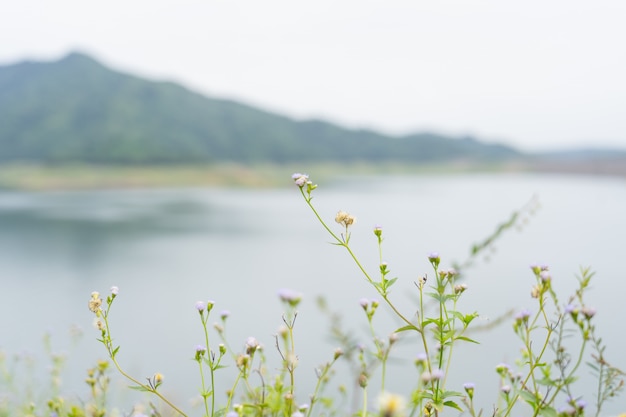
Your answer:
0;52;521;164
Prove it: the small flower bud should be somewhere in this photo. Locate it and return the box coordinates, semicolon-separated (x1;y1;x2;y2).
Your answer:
530;284;541;298
358;373;368;388
454;283;468;294
278;288;303;307
428;252;440;268
195;345;206;360
464;383;475;399
245;337;260;354
582;306;596;319
333;348;344;360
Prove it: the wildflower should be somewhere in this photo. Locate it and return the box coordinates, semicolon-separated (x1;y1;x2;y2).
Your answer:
195;301;206;313
245;336;260;354
431;368;444;380
464;382;475;399
428;252;440;268
277;325;289;339
335;210;356;227
92;318;105;331
454;283;468;294
495;363;511;377
389;332;399;345
421;371;434;383
195;345;206;360
151;372;164;388
220;310;230;320
540;270;551;282
359;298;369;309
582;306;596;319
501;385;511;394
417;275;427;288
219;343;226;355
88;292;103;314
110;286;119;296
333;347;344;360
515;309;531;322
214;322;224;333
291;173;309;187
358;372;368;388
378;391;406;417
415;352;428;367
373;224;383;237
530;284;541;298
236;354;250;368
278;288;303;307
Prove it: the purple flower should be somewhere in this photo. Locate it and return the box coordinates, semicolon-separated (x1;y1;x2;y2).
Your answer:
582;306;596;319
278;288;303;307
110;286;119;295
359;298;369;309
515;309;532;321
564;304;575;314
428;252;440;261
291;173;309;187
220;310;231;320
195;301;206;312
431;368;444;380
245;337;260;352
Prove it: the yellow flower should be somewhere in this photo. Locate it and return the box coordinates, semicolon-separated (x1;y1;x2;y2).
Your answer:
378;391;406;417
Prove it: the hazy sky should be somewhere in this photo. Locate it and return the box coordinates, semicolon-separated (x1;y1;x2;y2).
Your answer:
2;1;626;151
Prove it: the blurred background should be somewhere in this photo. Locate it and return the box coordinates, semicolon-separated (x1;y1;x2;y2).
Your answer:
1;1;625;415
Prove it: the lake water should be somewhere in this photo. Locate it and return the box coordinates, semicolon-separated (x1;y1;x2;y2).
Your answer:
1;172;625;415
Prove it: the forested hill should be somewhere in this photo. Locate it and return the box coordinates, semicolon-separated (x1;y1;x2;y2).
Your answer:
0;52;521;164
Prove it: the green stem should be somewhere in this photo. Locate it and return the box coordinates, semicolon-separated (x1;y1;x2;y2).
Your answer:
102;311;188;417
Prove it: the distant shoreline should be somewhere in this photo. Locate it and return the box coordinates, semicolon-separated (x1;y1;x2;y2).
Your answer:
0;160;624;191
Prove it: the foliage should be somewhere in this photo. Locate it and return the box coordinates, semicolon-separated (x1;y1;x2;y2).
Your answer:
77;173;625;416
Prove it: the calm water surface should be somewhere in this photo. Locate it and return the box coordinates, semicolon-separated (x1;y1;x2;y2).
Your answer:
1;173;625;415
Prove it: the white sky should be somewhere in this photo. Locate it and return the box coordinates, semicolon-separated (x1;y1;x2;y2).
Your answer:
2;0;626;151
